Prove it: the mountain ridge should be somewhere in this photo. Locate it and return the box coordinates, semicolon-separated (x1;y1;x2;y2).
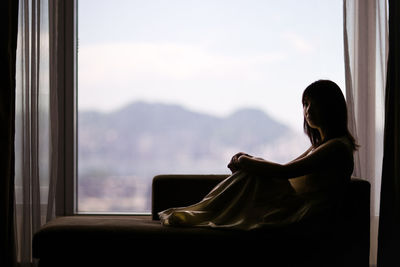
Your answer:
78;101;291;177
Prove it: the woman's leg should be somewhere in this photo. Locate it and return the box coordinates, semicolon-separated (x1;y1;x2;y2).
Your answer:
159;171;250;226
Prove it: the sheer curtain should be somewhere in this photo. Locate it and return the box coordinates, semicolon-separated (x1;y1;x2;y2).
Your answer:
15;0;59;265
343;0;388;266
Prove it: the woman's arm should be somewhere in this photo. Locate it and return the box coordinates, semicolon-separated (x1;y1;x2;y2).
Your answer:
238;138;352;179
227;152;251;173
228;151;268;173
288;146;313;163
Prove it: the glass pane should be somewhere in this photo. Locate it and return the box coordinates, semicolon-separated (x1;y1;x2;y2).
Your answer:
77;0;344;213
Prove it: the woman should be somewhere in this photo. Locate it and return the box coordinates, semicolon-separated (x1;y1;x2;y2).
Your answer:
158;80;358;230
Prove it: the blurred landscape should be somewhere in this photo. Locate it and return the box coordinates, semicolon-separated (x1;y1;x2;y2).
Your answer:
78;101;309;213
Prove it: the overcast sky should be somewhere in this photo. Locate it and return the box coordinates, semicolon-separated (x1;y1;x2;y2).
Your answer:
77;0;344;131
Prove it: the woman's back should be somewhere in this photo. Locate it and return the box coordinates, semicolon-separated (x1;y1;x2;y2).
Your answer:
289;136;354;194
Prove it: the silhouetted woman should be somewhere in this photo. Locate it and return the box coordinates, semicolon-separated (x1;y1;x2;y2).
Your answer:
159;80;357;230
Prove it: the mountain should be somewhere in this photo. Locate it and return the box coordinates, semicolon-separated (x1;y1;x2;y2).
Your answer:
78;101;291;179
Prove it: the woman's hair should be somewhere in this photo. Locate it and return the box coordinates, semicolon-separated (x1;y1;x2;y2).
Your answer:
302;79;358;151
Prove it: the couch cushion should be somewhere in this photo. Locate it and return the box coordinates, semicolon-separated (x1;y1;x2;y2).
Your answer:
32;215;335;266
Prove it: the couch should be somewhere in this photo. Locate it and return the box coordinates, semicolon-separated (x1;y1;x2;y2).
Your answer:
32;174;370;266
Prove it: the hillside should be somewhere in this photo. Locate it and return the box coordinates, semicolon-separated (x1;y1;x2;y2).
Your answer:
76;101;309;211
78;101;290;178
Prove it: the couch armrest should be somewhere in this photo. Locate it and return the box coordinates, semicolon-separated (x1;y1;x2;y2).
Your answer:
151;174;229;220
343;177;371;266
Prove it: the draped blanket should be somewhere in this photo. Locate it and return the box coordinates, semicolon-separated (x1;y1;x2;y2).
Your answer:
159;171;326;230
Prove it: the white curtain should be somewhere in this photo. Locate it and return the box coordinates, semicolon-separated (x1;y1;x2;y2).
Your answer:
343;0;388;265
15;0;59;265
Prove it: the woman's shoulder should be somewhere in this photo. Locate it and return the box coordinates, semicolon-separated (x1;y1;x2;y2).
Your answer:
313;136;354;164
323;136;354;168
323;136;353;151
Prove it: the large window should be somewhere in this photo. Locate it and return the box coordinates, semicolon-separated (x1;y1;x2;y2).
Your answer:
77;0;344;213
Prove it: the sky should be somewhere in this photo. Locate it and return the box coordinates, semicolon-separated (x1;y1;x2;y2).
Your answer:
77;0;345;131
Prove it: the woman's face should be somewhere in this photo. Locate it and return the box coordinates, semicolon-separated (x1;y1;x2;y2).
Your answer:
303;97;322;129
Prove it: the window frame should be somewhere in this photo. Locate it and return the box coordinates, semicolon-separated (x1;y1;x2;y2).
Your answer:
60;0;151;216
56;0;77;216
63;0;351;216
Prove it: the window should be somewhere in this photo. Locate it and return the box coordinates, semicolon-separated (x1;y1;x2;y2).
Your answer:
76;0;344;214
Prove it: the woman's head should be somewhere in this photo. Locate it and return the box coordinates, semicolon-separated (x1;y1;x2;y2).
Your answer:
302;80;358;150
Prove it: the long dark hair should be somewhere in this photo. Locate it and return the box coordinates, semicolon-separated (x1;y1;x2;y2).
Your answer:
302;80;358;151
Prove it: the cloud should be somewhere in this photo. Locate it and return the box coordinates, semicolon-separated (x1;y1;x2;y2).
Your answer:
281;32;314;54
78;42;287;84
77;41;305;129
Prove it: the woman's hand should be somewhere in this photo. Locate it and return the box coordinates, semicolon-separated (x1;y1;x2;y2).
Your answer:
227;152;250;173
237;155;281;177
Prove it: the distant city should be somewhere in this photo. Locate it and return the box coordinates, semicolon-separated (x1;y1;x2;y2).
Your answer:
77;101;310;213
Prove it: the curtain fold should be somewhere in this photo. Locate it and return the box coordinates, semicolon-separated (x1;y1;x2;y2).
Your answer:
0;0;19;266
343;0;388;265
15;0;58;265
377;0;400;265
46;0;60;222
